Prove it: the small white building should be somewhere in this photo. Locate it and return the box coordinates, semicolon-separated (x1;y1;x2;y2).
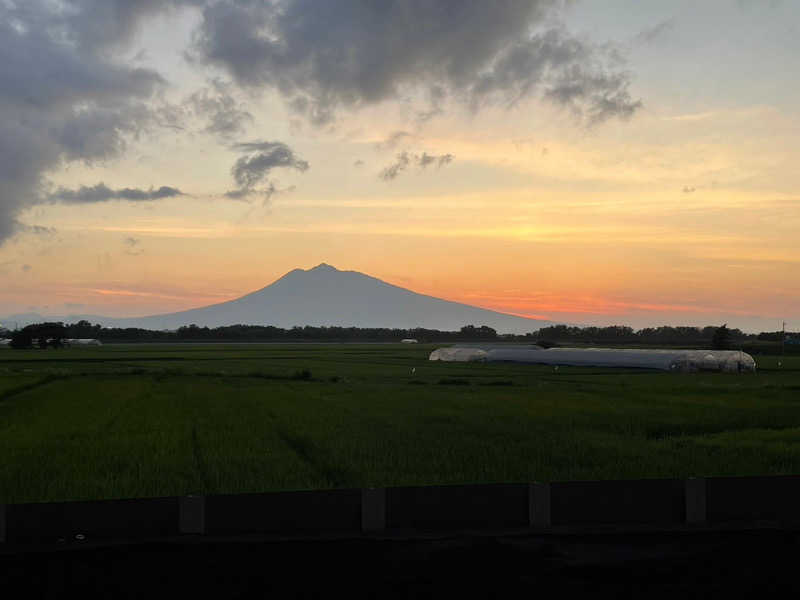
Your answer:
401;338;419;344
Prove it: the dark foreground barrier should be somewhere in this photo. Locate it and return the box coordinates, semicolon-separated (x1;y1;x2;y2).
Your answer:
550;478;686;525
3;497;178;545
204;489;362;535
386;483;529;530
2;475;800;546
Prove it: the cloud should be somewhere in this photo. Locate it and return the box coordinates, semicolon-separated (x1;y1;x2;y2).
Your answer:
376;131;413;150
379;151;455;181
379;152;412;181
48;183;183;204
186;78;253;139
191;1;641;126
17;224;57;236
124;236;143;255
230;141;310;188
417;152;454;169
634;19;675;44
0;0;189;244
225;141;309;198
63;1;203;54
682;186;696;193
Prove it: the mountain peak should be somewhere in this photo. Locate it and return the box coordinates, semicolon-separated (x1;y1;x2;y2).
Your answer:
26;263;554;333
308;263;338;272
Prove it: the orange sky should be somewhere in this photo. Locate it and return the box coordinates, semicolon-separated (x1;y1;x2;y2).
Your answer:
1;2;799;332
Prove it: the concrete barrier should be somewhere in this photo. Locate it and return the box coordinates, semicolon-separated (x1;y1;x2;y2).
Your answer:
551;479;686;526
3;475;800;545
707;475;800;523
204;489;361;535
386;484;529;530
179;495;205;534
361;488;386;531
685;478;707;524
529;482;551;528
4;497;178;544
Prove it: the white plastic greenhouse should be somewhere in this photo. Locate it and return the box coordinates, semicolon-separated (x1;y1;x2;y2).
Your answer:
429;347;489;362
429;345;756;373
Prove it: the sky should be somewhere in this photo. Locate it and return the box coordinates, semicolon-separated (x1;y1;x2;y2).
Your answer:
1;0;798;332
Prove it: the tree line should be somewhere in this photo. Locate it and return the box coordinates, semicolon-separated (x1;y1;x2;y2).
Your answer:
0;320;795;351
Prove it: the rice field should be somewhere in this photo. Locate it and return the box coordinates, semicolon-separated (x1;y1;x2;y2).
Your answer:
1;344;799;503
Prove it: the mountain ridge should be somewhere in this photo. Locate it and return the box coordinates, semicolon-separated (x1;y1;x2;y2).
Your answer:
1;263;556;334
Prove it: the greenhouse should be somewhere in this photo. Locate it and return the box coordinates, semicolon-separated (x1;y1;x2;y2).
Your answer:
429;345;756;373
429;347;489;362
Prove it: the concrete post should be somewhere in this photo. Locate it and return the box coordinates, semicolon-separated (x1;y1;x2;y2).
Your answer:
361;488;386;532
529;482;551;528
179;495;205;534
685;478;707;524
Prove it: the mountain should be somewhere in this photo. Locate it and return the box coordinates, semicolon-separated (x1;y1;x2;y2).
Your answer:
2;264;556;333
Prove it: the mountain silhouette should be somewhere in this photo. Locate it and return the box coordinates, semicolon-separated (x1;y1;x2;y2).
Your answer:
3;264;555;333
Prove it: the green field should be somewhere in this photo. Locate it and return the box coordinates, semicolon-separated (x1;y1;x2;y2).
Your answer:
1;344;799;503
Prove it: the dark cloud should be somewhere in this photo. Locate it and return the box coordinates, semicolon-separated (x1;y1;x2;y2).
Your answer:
230;141;309;188
377;131;413;150
226;141;308;199
379;152;412;181
192;0;641;126
634;19;675;44
417;152;454;169
224;182;277;203
187;78;253;139
379;151;455;181
48;183;183;204
63;1;202;54
124;237;140;247
0;0;190;244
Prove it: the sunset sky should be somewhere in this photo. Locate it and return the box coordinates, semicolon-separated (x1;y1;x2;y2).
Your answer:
1;1;798;332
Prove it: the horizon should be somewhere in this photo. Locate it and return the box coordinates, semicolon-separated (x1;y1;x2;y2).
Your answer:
1;2;798;333
0;262;792;335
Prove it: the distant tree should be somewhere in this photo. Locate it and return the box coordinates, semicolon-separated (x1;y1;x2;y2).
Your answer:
66;319;102;339
459;325;497;340
9;331;33;349
712;324;731;350
23;322;66;349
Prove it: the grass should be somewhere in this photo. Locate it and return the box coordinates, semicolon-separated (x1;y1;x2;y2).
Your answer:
1;344;800;503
